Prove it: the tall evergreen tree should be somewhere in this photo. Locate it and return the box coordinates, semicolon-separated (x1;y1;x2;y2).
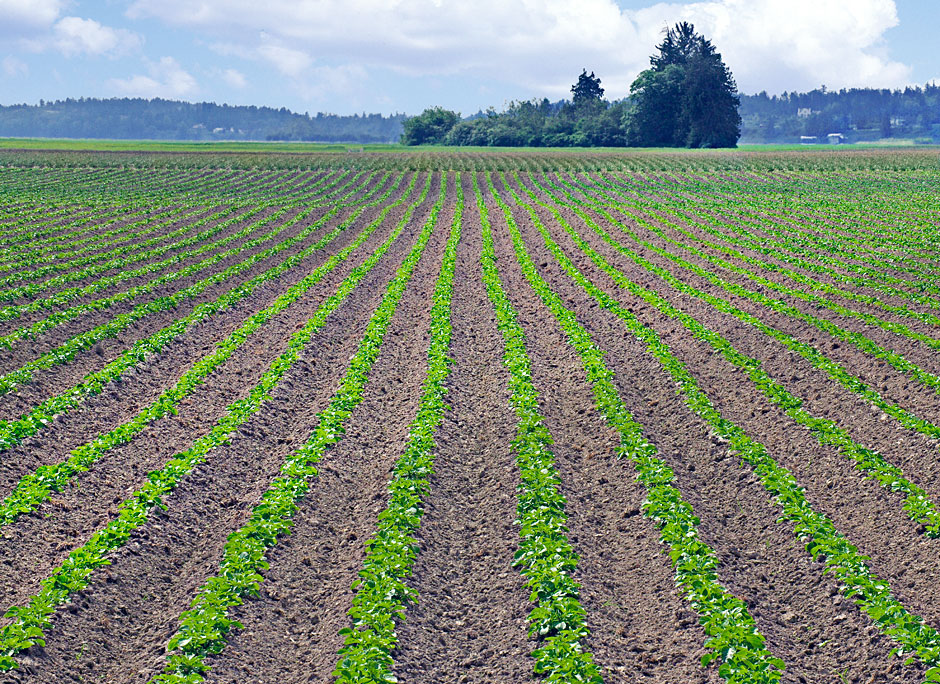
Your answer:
571;69;605;105
626;22;741;148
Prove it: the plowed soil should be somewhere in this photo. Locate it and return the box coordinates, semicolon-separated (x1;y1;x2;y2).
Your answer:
3;161;938;684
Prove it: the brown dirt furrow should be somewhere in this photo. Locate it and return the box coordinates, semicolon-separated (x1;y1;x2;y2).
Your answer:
0;197;395;422
1;182;446;684
334;171;392;205
0;205;301;362
0;204;313;341
201;199;453;684
0;180;430;611
648;207;940;327
522;189;940;634
529;197;940;492
0;200;386;495
496;177;926;684
485;187;719;684
531;182;940;430
393;185;534;684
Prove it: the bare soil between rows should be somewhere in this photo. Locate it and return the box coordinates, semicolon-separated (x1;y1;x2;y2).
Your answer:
2;168;936;684
3;180;445;683
0;179;429;615
494;173;930;683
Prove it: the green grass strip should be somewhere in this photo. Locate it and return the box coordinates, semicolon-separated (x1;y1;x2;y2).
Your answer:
0;173;409;453
498;173;940;682
477;174;603;683
150;173;447;684
332;175;462;683
0;172;434;672
487;173;782;684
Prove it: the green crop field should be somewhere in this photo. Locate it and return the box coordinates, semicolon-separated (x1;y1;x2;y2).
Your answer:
0;144;937;684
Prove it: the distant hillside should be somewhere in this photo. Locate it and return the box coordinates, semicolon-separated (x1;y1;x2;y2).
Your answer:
0;98;406;143
739;84;940;143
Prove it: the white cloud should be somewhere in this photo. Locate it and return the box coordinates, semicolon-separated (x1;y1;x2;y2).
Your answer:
256;42;311;78
301;63;368;100
209;37;364;101
52;17;141;57
127;0;912;96
0;0;64;36
220;67;247;88
2;55;28;77
109;56;197;98
633;0;909;92
1;2;141;58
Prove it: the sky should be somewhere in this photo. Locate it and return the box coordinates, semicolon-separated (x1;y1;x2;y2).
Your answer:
1;0;938;116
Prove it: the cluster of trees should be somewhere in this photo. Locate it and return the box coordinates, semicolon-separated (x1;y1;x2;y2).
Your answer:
740;85;940;142
625;22;740;147
402;23;741;148
402;79;630;148
0;98;406;143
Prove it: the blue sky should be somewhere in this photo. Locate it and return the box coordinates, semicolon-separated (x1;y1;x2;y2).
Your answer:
1;1;937;116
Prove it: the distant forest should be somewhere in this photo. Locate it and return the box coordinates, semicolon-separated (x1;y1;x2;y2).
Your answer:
739;85;940;143
2;85;939;145
0;98;406;143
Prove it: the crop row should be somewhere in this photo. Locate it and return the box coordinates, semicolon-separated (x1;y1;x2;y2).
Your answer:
0;169;382;300
0;204;159;270
0;172;414;463
577;175;940;360
154;171;447;684
614;170;939;267
529;176;940;442
0;204;196;277
624;185;940;313
0;170;437;670
333;174;461;682
0;203;140;257
492;171;940;682
477;173;604;682
512;174;940;536
0;173;399;352
485;173;782;683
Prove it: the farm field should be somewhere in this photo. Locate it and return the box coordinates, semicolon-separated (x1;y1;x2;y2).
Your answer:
0;146;937;684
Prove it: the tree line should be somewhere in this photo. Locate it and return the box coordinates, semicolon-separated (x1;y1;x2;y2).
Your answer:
740;85;940;143
0;98;406;143
403;23;742;148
